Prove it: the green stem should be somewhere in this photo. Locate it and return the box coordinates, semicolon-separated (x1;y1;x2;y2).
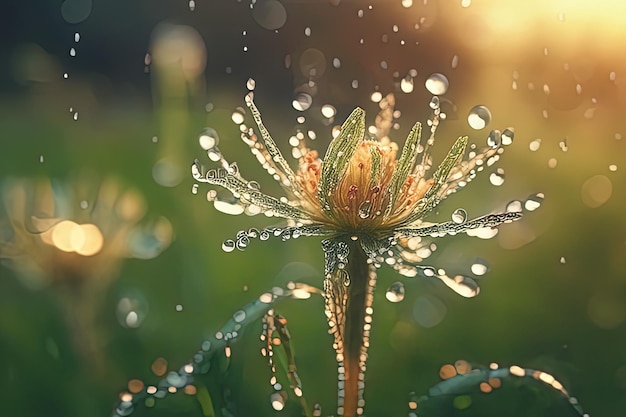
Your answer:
326;239;377;417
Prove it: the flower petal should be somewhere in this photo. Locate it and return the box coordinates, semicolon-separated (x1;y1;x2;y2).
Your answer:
386;122;422;216
319;107;366;219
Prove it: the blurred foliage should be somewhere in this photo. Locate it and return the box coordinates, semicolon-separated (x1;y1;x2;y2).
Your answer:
1;1;625;417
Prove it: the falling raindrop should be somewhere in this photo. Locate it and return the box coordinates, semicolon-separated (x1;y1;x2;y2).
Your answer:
198;127;219;150
524;193;544;211
501;128;515;145
451;208;467;224
321;104;336;119
246;78;256;90
470;259;489;276
332;57;341;68
69;47;76;57
191;184;198;195
559;256;566;264
304;26;311;37
487;130;501;148
402;0;413;7
451;54;459;69
529;138;542;151
222;240;236;252
489;168;505;186
370;91;383;102
400;76;414;93
385;282;405;302
39;155;44;163
425;73;449;95
468;105;492;130
292;92;312;111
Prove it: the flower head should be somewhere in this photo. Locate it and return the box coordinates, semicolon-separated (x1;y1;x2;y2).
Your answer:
192;92;522;297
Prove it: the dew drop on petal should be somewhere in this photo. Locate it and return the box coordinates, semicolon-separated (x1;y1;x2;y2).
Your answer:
385;282;405;302
199;127;219;150
270;392;285;410
524;193;544;211
468;105;492;130
425;73;449;95
451;208;467;224
358;200;373;219
233;310;246;323
506;200;523;213
231;108;245;124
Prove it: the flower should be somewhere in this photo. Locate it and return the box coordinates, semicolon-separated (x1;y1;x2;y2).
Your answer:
0;175;173;373
192;91;523;417
0;176;173;289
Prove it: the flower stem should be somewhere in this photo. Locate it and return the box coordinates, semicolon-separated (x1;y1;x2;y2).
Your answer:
327;239;376;417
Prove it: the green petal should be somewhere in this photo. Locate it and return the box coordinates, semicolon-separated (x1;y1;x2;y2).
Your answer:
407;135;468;222
386;122;422;216
319;107;365;217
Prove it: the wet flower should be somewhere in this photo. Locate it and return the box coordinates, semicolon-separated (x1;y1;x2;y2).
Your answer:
193;92;524;417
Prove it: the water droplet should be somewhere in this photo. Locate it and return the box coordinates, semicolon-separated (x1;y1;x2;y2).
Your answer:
270;392;285;410
304;26;311;37
385;282;405;302
560;256;566;264
400;76;414;93
199;127;219;150
470;259;489;276
468;105;492;130
501;128;514;145
487;130;501;148
332;57;341;68
370;91;383;102
425;73;449;95
451;208;467;224
116;294;149;329
292;92;312;111
351;79;359;89
451;54;459;69
461;0;471;7
529;138;542;151
246;78;256;90
175;304;183;312
233;310;246;323
489;168;505;186
188;0;195;11
222;240;236;252
358;200;373;218
413;294;447;327
609;164;617;172
524;193;544;211
402;0;413;7
429;96;440;110
69;47;76;57
252;0;287;30
321;104;336;118
506;200;522;213
231;108;245;124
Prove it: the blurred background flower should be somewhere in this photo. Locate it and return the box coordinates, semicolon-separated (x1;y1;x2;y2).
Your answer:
0;175;172;375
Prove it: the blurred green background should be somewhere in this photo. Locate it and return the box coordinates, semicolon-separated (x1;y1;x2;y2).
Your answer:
1;1;625;416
